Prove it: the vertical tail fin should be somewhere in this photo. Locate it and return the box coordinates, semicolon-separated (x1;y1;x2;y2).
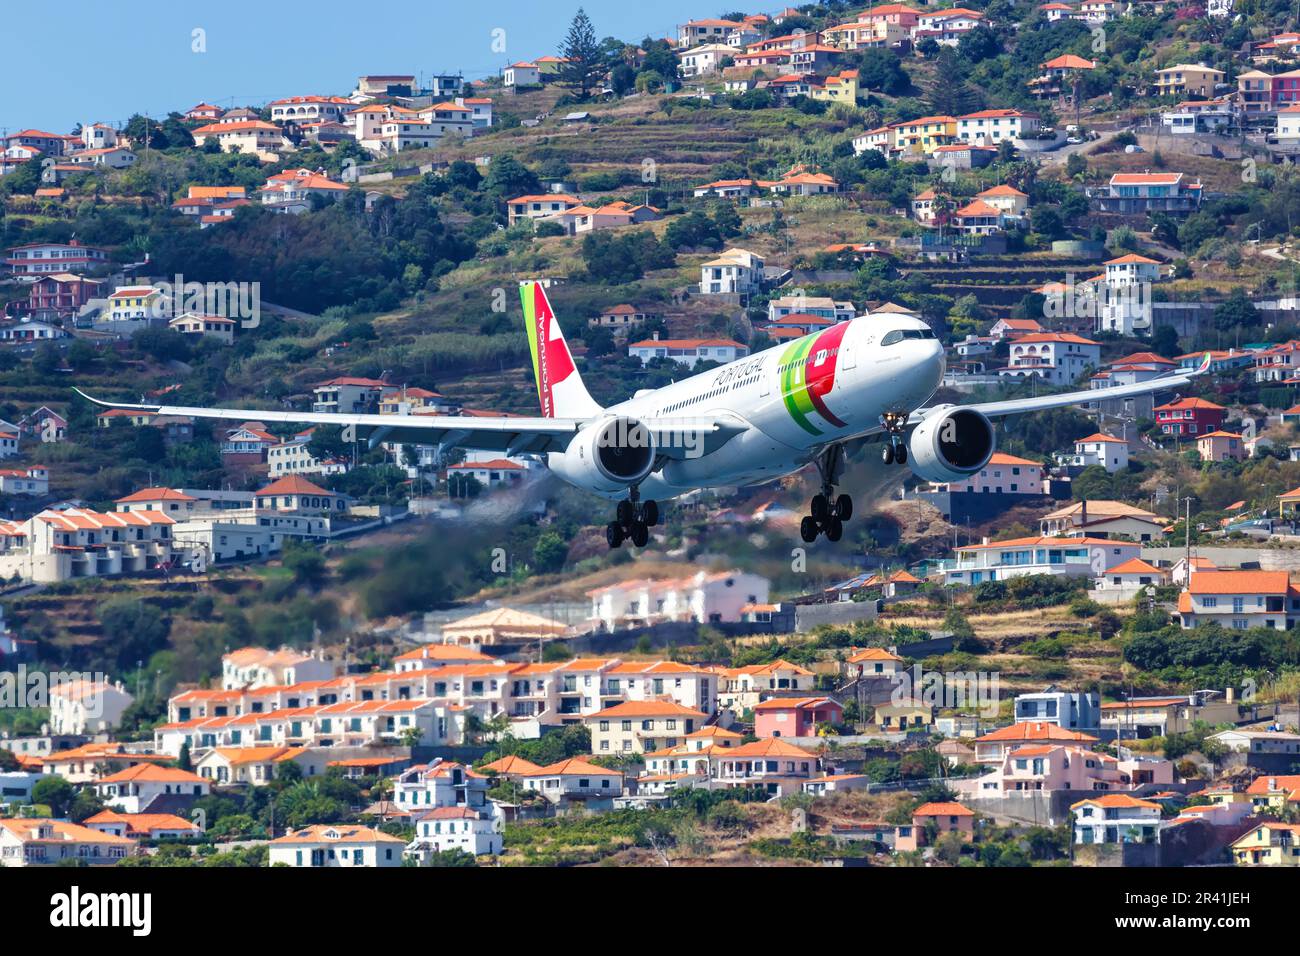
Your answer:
520;280;603;419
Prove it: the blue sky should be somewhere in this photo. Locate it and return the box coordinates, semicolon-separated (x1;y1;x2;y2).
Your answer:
0;0;709;134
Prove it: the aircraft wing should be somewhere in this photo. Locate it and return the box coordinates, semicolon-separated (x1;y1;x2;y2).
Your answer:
72;389;745;459
912;352;1212;423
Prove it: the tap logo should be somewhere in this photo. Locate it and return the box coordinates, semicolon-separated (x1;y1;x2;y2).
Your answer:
779;323;848;436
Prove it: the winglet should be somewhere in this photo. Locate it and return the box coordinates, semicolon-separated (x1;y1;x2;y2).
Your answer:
71;387;161;412
1194;351;1213;376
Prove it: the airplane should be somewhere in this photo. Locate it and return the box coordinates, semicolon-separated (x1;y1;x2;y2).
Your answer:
77;280;1212;549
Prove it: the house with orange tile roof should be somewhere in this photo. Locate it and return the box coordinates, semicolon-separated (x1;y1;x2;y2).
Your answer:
393;758;490;814
585;699;708;754
1071;794;1163;844
1059;431;1130;473
222;646;335;690
194;745;327;785
94;763;210;813
844;646;905;679
754;696;843;739
710;737;819;796
392;644;496;672
931;451;1045;495
47;677;136;736
0;506;180;584
946;534;1142;587
253;474;350;515
627;331;749;367
270;824;405;867
521;757;624;805
36;742;168;784
1245;774;1300;813
1176;569;1300;630
896;801;975;852
190;119;289;159
1096;557;1169;591
0;817;134;866
712;658;815;712
84;809;203;840
1001;331;1100;385
1231;822;1300;866
1196;429;1245;462
973;721;1100;764
406;804;503;860
960;743;1175;799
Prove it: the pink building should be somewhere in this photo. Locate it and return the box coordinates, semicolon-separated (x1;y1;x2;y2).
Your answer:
961;744;1175;797
935;451;1044;494
895;801;975;852
753;696;843;738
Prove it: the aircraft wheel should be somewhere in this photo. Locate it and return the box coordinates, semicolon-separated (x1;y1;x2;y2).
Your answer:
810;493;830;522
616;499;636;528
895;443;908;465
834;494;853;521
799;516;819;543
642;500;659;527
825;517;844;542
881;443;895;465
630;521;650;548
606;522;624;549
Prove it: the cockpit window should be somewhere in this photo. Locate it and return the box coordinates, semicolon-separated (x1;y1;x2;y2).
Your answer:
881;328;936;346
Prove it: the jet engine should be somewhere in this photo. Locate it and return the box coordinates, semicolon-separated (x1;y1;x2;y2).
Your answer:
548;416;657;495
904;405;996;484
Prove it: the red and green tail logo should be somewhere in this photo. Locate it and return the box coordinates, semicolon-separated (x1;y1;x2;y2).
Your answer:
520;281;576;418
779;323;848;436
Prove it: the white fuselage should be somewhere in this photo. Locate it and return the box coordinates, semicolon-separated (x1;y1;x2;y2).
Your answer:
554;313;945;498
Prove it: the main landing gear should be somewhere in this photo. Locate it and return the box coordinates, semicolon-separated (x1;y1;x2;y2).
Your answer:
606;487;659;549
880;411;908;466
800;444;853;544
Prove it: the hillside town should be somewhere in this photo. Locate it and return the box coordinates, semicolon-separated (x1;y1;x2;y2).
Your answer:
0;2;1299;889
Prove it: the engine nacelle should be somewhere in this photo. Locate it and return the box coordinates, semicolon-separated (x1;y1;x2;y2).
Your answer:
548;416;656;495
905;405;996;483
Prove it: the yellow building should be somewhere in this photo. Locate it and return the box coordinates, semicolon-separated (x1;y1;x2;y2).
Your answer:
1155;64;1224;98
892;115;957;155
874;697;935;732
585;700;708;755
1232;823;1300;866
810;69;859;103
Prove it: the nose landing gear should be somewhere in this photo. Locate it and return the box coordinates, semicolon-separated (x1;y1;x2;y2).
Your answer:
880;412;909;465
606;487;659;549
800;444;853;543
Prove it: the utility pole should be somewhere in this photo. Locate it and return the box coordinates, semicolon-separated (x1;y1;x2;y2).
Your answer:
1182;495;1194;571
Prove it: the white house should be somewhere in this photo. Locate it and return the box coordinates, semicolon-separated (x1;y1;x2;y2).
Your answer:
406;807;502;859
1177;570;1299;630
269;824;406;867
945;536;1142;586
94;764;210;814
587;569;770;632
1000;332;1101;385
503;62;542;87
1072;794;1163;844
627;332;749;368
48;679;134;735
1063;432;1130;472
222;646;336;690
956;108;1040;144
698;248;765;296
678;43;735;77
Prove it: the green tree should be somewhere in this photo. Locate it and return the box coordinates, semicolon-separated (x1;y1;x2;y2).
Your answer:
532;531;568;573
559;9;605;100
32;776;75;817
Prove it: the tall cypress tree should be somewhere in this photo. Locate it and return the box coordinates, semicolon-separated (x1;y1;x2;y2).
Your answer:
559;8;605;100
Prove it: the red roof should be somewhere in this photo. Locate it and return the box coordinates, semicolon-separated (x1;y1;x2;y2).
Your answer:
256;475;334;497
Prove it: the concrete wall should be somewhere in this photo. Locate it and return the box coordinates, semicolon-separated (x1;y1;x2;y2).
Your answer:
1140;546;1300;571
